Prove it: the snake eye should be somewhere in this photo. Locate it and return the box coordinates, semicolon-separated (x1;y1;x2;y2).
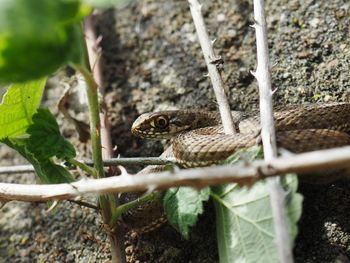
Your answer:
153;116;168;129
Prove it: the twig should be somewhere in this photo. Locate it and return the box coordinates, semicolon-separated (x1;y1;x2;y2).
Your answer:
188;0;235;134
0;165;36;175
87;157;176;166
68;199;99;210
2;145;350;202
252;0;293;262
0;158;176;175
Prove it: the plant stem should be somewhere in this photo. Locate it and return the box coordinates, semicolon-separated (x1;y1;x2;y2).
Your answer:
110;191;161;227
68;158;97;177
74;65;104;179
74;25;125;261
82;14;128;262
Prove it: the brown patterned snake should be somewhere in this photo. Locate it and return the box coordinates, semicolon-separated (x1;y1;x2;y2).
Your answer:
132;103;350;168
126;103;350;233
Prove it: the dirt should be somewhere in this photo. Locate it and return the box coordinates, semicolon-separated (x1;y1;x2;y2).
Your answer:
1;0;350;262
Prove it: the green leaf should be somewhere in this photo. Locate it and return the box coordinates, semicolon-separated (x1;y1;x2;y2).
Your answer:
68;24;86;66
0;106;76;184
40;160;75;184
0;0;90;83
212;176;302;263
163;186;210;239
0;78;46;139
27;108;76;160
1;137;49;183
222;144;264;165
1;137;74;183
212;146;303;263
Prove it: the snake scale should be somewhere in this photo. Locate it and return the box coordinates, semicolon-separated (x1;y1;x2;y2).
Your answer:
125;103;350;233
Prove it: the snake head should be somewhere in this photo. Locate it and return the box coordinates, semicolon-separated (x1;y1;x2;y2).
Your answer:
131;111;192;139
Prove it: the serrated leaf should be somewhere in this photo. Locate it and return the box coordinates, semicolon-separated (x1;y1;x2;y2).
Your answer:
212;146;303;263
1;137;74;183
0;78;46;138
40;161;75;184
27;108;76;160
163;186;210;239
212;175;302;263
0;106;76;184
0;0;89;83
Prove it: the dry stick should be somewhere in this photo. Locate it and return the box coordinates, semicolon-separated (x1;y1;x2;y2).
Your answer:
84;14;125;263
96;157;175;166
188;1;290;260
2;145;350;202
252;0;293;262
188;0;236;134
0;158;175;175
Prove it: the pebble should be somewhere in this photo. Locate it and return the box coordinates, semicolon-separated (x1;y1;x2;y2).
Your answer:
326;59;339;70
282;72;291;79
227;29;237;38
309;17;320;28
324;95;332;102
217;13;226;22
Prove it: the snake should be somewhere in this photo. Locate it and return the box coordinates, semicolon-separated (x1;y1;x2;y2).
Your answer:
125;103;350;234
132;103;350;168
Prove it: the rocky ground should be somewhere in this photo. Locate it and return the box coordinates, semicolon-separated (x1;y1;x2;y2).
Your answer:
1;0;350;262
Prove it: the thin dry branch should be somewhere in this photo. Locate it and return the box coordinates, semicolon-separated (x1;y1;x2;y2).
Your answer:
188;0;235;134
2;145;350;202
0;158;175;175
253;0;293;262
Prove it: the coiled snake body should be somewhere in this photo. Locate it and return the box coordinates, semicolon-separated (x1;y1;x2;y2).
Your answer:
132;103;350;167
127;103;350;233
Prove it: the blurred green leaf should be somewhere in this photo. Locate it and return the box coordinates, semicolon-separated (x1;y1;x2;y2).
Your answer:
0;0;90;83
163;187;210;239
0;78;46;139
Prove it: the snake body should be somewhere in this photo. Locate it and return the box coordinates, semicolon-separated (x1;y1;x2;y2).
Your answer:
126;103;350;233
132;103;350;167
